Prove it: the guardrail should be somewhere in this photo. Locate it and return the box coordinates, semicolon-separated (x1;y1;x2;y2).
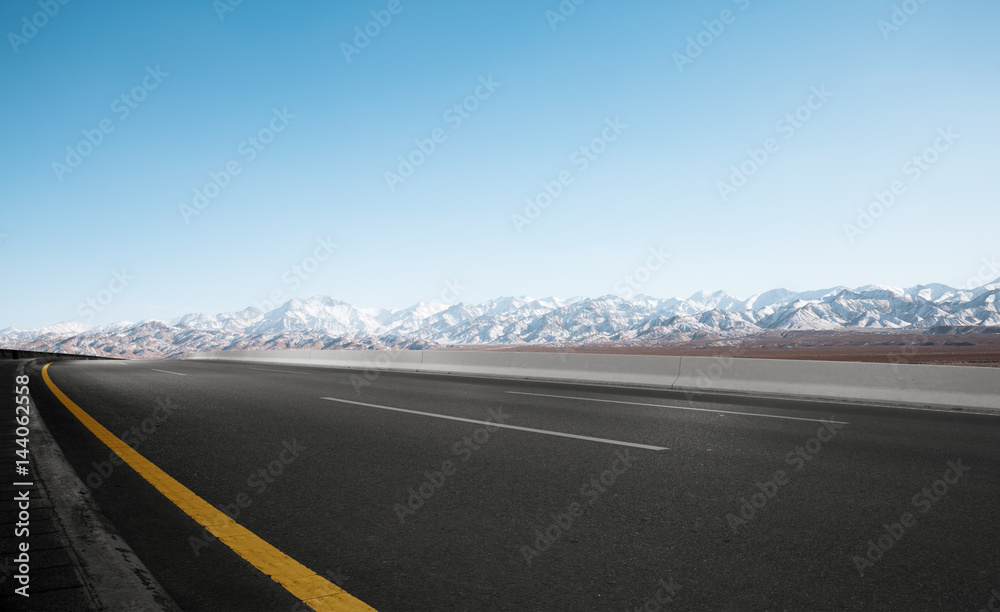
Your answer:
185;349;1000;411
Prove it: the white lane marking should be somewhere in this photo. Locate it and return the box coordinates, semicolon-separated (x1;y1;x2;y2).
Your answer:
505;391;849;425
249;368;311;375
320;396;668;451
150;369;187;376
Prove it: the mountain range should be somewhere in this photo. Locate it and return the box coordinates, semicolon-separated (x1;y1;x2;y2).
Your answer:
3;279;1000;359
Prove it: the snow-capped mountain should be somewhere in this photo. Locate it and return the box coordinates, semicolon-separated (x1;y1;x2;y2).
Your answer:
3;279;1000;359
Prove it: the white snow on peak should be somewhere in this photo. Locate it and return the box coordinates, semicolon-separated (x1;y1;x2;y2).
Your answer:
905;283;961;303
8;276;1000;359
854;284;906;297
37;321;91;335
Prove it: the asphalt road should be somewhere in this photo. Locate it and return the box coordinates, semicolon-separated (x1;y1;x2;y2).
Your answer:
24;358;1000;611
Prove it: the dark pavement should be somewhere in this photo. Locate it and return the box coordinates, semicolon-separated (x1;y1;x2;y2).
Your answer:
22;358;1000;611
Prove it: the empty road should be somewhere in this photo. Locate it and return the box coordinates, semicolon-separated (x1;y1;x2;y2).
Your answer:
25;358;1000;611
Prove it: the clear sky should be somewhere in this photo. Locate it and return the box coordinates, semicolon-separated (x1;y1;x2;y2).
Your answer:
2;0;998;328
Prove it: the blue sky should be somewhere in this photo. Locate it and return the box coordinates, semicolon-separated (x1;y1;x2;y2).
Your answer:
2;0;998;328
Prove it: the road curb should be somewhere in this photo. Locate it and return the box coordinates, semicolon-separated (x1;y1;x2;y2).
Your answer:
22;360;181;612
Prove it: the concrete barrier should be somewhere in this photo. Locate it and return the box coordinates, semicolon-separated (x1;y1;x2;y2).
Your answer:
418;351;682;388
196;349;314;366
187;349;427;372
185;350;1000;411
188;350;681;387
673;356;1000;410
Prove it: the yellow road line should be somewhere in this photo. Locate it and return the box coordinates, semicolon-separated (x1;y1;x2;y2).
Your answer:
42;363;376;612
